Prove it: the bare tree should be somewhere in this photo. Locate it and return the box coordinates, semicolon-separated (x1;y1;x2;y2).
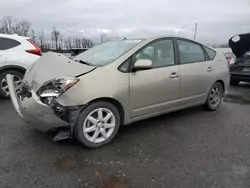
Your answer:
0;17;95;52
80;38;94;48
65;36;94;49
51;27;61;51
38;30;45;50
0;26;4;34
43;42;52;52
0;16;14;34
59;33;64;51
12;20;31;36
20;20;31;36
31;29;36;42
65;36;72;50
72;37;81;48
0;16;32;36
81;38;87;48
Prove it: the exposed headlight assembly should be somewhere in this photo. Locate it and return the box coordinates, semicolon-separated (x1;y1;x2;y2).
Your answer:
38;77;79;99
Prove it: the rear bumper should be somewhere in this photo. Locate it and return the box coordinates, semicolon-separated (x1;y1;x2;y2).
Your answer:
230;73;250;82
6;74;69;132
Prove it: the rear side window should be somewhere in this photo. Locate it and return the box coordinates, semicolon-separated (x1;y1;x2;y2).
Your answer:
177;39;205;64
203;45;216;60
0;37;21;50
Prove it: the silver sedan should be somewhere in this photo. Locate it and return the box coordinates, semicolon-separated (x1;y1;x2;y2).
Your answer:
7;36;230;148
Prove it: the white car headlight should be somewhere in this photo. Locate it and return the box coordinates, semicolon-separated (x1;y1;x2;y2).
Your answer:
38;77;79;98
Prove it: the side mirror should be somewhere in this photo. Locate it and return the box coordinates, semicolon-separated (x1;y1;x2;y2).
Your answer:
133;59;152;71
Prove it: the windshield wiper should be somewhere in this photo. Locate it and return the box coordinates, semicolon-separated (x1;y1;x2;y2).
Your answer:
74;60;92;66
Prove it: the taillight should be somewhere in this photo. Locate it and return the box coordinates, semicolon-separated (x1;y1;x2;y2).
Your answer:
26;39;41;56
225;56;232;64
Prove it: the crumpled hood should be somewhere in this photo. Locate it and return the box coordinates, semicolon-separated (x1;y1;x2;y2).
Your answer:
23;52;95;92
229;33;250;58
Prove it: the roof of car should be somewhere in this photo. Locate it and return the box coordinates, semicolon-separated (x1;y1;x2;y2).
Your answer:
0;33;30;40
145;35;177;39
125;35;197;42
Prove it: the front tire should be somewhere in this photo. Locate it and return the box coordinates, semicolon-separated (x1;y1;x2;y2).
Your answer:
0;70;24;98
74;101;121;148
204;82;224;111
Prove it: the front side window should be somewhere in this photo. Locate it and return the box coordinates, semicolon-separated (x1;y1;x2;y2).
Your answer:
0;37;21;50
74;39;142;67
135;39;175;68
177;39;205;64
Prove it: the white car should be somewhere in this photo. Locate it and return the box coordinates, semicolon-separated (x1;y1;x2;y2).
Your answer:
0;34;41;98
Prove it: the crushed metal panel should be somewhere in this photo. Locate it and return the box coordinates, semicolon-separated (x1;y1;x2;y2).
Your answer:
23;52;95;92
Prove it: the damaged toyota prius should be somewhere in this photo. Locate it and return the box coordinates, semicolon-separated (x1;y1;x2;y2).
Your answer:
7;36;230;148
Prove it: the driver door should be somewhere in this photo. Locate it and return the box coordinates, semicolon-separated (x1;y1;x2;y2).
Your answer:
129;39;181;119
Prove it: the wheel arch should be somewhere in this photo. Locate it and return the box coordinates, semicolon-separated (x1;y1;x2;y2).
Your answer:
216;79;225;92
0;65;26;74
87;97;125;125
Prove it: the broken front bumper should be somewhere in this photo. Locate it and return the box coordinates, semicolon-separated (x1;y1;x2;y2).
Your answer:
6;74;70;132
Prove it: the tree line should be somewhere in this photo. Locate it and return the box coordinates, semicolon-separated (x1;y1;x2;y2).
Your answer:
0;16;94;52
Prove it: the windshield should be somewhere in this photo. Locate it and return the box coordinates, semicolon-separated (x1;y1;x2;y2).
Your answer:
74;39;142;66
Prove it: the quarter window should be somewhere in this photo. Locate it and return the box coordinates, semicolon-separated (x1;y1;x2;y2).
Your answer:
119;58;131;72
203;45;216;60
0;37;21;50
135;39;175;68
177;39;205;64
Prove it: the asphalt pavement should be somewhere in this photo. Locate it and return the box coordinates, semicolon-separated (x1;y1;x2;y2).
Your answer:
1;84;250;188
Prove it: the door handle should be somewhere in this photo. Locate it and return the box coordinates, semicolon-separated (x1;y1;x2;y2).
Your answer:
207;67;214;72
169;72;179;79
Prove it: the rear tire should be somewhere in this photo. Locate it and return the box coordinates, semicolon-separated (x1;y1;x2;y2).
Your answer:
74;101;121;148
0;70;24;98
230;79;240;86
204;82;223;111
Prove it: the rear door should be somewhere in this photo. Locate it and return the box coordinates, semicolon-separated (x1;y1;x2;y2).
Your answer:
176;38;214;105
0;37;22;66
0;37;8;67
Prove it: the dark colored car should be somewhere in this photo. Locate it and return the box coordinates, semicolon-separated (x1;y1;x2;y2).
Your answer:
229;33;250;85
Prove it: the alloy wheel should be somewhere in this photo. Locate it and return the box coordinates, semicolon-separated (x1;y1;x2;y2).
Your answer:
83;108;116;143
209;85;222;107
0;75;23;96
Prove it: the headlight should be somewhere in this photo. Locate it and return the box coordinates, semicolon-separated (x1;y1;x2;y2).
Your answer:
38;77;79;98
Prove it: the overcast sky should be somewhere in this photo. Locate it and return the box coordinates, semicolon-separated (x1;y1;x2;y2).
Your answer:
1;0;250;44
